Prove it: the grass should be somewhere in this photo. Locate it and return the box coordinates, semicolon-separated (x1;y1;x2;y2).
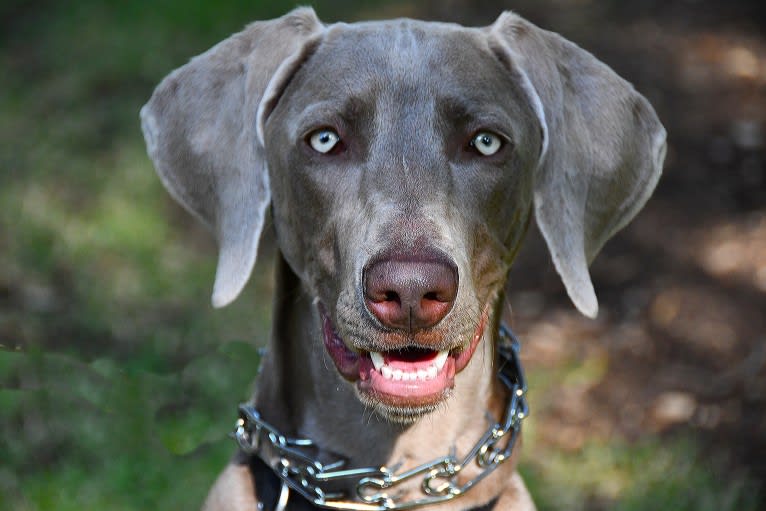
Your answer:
522;434;760;511
0;1;760;510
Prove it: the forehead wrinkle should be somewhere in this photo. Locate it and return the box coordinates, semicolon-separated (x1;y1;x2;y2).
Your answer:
388;23;429;75
394;22;419;51
310;21;475;99
356;22;440;82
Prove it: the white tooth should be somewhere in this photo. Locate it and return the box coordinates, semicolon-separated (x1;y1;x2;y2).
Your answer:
393;369;403;381
435;350;449;371
381;366;393;379
370;352;385;371
417;369;428;381
426;366;437;380
402;372;412;381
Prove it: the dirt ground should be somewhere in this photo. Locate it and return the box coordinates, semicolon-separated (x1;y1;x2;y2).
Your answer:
412;0;766;498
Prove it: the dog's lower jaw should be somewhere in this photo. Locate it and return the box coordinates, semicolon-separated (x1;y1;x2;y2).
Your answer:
355;387;451;425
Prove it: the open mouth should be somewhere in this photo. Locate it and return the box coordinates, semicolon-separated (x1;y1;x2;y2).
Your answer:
320;305;487;408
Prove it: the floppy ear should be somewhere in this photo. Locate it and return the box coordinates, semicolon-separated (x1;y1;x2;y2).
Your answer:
140;8;323;307
489;12;666;318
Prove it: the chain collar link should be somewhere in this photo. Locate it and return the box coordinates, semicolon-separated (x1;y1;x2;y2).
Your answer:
233;324;528;511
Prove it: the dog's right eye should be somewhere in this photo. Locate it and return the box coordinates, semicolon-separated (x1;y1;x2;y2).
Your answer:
469;131;503;156
308;129;341;154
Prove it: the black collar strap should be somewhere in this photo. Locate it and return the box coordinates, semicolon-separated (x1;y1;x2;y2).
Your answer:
247;455;500;511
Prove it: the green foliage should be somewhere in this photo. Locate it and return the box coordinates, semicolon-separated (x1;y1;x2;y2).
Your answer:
1;2;286;509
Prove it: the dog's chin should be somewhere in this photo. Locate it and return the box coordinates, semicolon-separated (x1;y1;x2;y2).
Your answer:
356;392;448;425
319;303;487;422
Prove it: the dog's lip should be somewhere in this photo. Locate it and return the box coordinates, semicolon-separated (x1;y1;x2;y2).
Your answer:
320;306;361;381
318;303;488;404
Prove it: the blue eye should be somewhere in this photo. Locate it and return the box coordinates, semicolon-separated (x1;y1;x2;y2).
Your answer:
309;129;340;154
470;132;502;156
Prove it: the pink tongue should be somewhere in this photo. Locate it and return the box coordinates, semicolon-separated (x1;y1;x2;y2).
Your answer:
383;351;438;371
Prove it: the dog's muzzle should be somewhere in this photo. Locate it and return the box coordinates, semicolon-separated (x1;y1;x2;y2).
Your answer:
233;324;529;511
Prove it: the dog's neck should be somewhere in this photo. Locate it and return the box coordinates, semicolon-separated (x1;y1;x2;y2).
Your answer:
251;256;516;509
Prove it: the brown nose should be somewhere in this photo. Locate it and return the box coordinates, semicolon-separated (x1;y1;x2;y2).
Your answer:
363;254;458;331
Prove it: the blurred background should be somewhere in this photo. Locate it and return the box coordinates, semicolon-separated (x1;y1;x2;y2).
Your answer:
1;0;764;509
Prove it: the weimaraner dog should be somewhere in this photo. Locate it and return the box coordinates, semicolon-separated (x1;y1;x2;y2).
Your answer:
141;7;665;511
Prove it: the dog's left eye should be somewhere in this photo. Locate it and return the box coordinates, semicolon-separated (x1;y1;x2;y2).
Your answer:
308;129;341;154
469;132;502;156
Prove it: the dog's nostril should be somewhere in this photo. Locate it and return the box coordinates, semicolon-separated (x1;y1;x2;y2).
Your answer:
423;290;454;303
384;291;400;303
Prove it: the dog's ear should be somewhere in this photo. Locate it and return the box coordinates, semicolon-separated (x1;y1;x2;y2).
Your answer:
489;12;666;318
140;8;323;307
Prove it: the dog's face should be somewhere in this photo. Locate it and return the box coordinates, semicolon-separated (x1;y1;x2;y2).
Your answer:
263;22;543;420
141;9;665;423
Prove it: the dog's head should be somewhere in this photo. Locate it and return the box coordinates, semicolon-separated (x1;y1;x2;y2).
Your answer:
141;8;665;422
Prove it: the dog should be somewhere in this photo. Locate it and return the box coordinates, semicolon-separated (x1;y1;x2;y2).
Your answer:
141;7;665;511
